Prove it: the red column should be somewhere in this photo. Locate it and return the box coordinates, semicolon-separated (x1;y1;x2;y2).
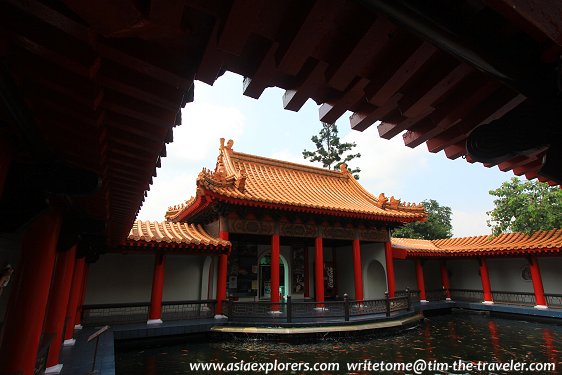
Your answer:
352;239;364;301
479;258;493;303
270;234;280;309
415;259;428;302
64;257;86;343
0;207;62;375
315;236;325;307
304;247;309;298
0;136;14;198
528;256;547;308
215;230;229;315
148;253;166;323
384;241;396;297
440;260;451;300
75;263;89;327
44;245;77;371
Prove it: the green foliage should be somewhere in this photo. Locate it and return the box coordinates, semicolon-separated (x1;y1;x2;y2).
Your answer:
487;177;562;235
302;122;361;179
392;199;453;240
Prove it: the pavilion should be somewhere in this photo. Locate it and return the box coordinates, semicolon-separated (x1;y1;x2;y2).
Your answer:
88;138;426;322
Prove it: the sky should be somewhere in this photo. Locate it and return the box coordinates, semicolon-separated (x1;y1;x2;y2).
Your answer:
137;72;513;237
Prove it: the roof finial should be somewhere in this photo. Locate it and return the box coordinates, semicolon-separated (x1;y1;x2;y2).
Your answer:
226;139;234;150
219;138;225;150
339;163;348;173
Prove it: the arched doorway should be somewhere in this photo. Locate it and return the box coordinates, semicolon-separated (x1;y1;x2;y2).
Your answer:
365;260;387;299
258;253;290;300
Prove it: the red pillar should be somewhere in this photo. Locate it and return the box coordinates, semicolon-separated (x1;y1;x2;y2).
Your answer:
384;241;396;297
528;256;547;308
0;207;62;375
415;259;428;302
63;257;86;343
44;245;77;371
352;239;364;301
479;258;493;303
315;236;325;307
148;253;166;323
75;263;89;327
270;234;280;309
304;247;309;298
0;136;14;198
215;230;229;315
440;260;451;300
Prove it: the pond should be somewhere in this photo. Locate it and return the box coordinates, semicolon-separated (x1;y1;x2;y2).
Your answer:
116;312;562;374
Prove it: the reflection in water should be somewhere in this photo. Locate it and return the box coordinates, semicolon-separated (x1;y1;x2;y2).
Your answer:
116;314;562;374
488;320;501;361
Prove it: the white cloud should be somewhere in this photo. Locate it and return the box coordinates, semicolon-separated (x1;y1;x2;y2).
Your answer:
342;126;429;193
137;100;246;221
451;209;491;237
166;102;246;165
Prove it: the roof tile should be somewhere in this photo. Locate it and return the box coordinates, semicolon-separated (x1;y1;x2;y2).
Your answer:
392;228;562;256
167;139;427;222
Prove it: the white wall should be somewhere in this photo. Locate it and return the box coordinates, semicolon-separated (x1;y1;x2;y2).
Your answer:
538;256;562;294
394;259;416;291
85;253;207;304
163;255;204;301
487;257;533;293
361;243;387;299
85;253;153;304
423;260;442;291
447;258;482;290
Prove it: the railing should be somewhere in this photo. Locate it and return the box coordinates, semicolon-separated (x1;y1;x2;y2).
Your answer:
82;302;150;325
426;289;447;301
492;291;535;306
225;291;412;324
449;289;484;302
82;300;216;326
545;294;562;308
162;300;216;320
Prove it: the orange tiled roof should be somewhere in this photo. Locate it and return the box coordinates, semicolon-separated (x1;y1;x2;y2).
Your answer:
166;139;426;222
391;228;562;257
125;220;230;250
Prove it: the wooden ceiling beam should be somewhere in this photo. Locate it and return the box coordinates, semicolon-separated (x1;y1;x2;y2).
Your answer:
218;0;264;56
319;78;369;124
326;17;395;92
242;43;278;99
277;0;341;77
283;60;327;112
368;41;437;107
402;80;500;148
426;90;524;153
443;142;467;160
352;94;403;132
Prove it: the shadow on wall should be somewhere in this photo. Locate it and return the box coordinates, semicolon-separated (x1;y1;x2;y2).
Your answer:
365;260;387;299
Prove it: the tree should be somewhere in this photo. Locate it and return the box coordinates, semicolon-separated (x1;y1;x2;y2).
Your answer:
487;177;562;235
302;122;361;179
392;199;453;240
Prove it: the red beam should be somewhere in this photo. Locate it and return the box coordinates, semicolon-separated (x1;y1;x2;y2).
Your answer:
277;0;340;76
319;78;369;124
283;61;327;112
368;41;437;107
351;93;402;132
327;16;396;91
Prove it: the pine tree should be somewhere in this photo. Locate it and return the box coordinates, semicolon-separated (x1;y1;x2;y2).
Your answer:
302;122;361;179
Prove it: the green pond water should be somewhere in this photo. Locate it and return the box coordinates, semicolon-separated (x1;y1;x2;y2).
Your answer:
116;313;562;374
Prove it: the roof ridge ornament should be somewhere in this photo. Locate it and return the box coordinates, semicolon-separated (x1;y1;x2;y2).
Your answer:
377;193;388;209
236;167;247;192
